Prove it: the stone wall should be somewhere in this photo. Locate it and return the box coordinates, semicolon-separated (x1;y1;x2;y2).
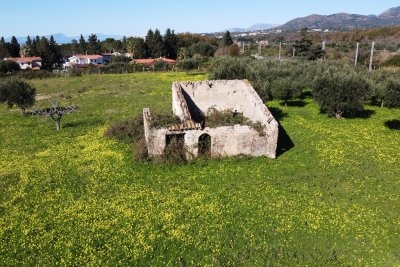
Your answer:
145;80;279;159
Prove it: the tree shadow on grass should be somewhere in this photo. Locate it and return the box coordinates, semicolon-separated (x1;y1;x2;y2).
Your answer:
64;118;104;128
276;124;294;157
345;109;375;119
385;119;400;130
320;108;376;119
280;100;308;108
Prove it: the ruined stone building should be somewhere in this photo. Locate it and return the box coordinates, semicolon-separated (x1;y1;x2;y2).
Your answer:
143;80;279;159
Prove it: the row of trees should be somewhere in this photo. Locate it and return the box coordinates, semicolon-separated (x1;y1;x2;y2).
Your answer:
209;58;400;118
62;29;223;60
0;29;237;71
0;36;20;57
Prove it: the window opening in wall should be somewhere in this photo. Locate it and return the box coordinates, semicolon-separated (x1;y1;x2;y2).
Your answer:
166;133;185;146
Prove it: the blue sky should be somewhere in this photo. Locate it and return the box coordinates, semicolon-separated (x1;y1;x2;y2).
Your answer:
2;1;400;38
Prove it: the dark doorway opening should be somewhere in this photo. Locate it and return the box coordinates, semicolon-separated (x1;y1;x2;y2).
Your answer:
164;133;186;163
198;133;211;157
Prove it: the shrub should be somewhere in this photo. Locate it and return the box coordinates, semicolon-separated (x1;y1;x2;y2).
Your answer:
209;57;252;80
104;114;144;143
205;108;265;136
15;70;52;80
271;77;303;106
133;138;149;162
153;61;169;71
105;112;183;162
188;42;217;57
160;136;189;164
384;79;400;108
382;54;400;67
0;60;20;73
178;59;198;71
205;108;248;127
101;62;137;74
149;113;181;128
67;67;82;77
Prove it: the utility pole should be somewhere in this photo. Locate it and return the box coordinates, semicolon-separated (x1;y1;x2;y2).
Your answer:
369;41;375;71
355;42;359;66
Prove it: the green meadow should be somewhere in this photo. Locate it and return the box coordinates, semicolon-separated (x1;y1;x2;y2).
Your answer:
1;72;400;266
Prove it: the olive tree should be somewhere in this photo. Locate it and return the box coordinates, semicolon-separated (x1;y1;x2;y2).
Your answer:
384;79;400;108
368;70;391;108
31;99;77;130
0;78;36;115
312;66;371;118
271;78;303;106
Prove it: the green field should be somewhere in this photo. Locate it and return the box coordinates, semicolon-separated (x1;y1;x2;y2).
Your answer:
1;72;400;266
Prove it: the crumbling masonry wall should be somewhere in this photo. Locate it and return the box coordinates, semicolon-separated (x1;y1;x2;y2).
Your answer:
144;80;279;159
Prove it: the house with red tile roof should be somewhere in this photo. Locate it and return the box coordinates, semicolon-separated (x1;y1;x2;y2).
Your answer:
5;57;42;70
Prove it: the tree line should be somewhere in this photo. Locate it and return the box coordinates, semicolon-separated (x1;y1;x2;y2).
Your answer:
0;29;233;71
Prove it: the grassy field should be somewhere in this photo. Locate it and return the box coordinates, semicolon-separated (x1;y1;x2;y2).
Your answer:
1;72;400;266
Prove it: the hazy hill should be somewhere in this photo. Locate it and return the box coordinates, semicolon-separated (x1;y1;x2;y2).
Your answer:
379;6;400;20
276;6;400;32
226;23;280;33
5;33;123;45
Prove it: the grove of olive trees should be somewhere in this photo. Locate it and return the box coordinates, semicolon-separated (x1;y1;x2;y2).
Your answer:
209;58;400;118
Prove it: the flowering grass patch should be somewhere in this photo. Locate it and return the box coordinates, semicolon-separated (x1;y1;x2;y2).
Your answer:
1;72;400;265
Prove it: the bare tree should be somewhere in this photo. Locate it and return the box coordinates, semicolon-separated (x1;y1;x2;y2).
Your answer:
31;99;77;130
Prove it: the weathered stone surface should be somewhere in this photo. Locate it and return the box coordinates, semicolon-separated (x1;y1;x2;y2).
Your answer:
143;80;279;159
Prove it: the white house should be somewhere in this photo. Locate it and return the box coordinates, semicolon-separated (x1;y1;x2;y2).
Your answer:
65;55;104;67
5;57;42;70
